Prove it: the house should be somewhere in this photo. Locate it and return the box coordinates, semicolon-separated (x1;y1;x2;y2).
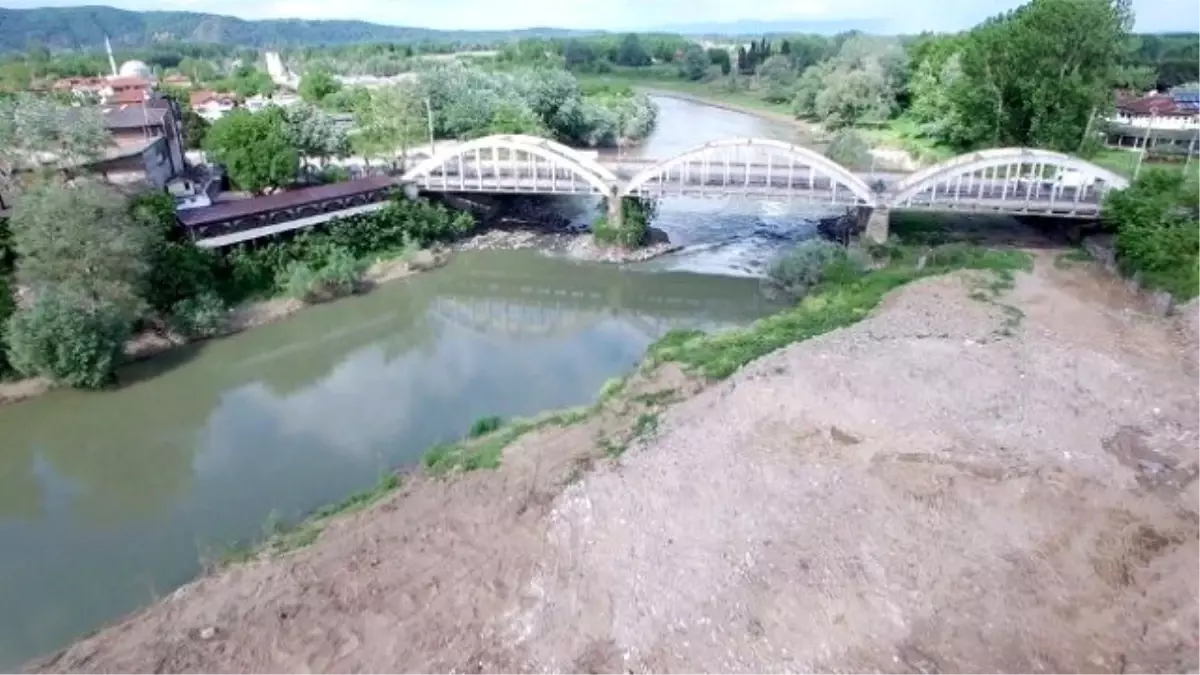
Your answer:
1106;90;1200;155
102;75;152;105
190;90;237;121
96;96;186;187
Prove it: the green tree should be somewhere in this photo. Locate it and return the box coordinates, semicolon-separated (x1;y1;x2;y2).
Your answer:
9;177;150;313
285;103;350;165
945;0;1134;151
563;40;596;69
181;109;210;150
354;84;424;161
0;94;110;196
1102;170;1199;300
5;287;131;389
757;54;796;103
678;44;710;81
615;34;652;67
707;48;732;76
203;107;298;194
298;68;342;104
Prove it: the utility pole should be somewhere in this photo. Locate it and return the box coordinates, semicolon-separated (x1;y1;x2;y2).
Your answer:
1185;134;1196;174
425;97;435;154
1133;113;1154;181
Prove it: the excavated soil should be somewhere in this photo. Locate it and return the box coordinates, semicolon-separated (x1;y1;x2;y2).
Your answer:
31;254;1200;674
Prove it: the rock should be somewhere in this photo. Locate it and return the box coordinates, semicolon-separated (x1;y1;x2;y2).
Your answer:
198;626;218;640
816;211;862;243
408;250;439;271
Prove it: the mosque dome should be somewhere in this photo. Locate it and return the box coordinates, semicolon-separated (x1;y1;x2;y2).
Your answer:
118;60;154;80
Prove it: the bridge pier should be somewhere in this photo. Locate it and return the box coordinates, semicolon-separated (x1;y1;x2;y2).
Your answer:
606;195;623;230
864;206;890;243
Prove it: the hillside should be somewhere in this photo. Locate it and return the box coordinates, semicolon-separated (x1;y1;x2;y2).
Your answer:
0;5;591;52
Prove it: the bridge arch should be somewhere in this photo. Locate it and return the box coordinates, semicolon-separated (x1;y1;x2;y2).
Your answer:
889;148;1130;209
402;135;616;195
618;137;876;204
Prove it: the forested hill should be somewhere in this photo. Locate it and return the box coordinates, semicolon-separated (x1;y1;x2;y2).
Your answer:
0;5;590;52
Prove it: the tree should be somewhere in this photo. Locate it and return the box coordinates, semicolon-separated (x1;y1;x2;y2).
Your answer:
563;40;596;69
757;55;796;103
615;34;651;67
284;103;350;164
181;109;210;150
5;286;132;389
815;61;896;127
793;61;833;118
678;44;709;81
780;40;792;56
942;0;1134;151
707;48;732;76
354;84;424;160
0;94;111;196
9;177;150;313
1102;170;1199;299
298;68;342;104
203;107;298;194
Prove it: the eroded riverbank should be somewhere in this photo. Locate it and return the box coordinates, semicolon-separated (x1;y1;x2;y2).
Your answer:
31;250;1199;673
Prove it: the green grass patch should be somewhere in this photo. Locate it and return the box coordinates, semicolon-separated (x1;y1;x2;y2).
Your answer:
631;388;679;406
649;246;1032;379
632;412;660;438
422;407;592;476
1089;148;1200;184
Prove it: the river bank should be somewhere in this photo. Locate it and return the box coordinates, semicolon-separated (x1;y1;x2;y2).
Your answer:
31;244;1200;673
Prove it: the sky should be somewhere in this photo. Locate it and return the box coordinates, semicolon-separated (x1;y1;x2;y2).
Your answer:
6;0;1199;33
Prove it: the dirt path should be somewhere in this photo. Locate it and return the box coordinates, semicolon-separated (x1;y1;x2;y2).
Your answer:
31;256;1199;673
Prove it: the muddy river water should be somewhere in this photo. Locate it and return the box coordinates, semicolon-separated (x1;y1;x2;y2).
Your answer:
0;95;836;667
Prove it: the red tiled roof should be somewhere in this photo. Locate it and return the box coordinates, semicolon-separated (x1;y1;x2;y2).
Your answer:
178;176;396;228
108;88;149;104
107;75;151;89
1117;94;1195;117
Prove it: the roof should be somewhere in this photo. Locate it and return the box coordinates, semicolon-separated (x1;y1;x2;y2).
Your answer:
1117;93;1198;117
106;75;151;89
103;104;168;129
190;90;236;107
177;175;396;227
107;88;149;105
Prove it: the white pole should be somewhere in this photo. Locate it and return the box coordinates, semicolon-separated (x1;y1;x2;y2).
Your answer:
1133;113;1154;181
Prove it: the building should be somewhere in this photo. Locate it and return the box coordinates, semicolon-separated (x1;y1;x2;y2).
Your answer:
1106;90;1200;156
93;96;186;188
190;90;237;121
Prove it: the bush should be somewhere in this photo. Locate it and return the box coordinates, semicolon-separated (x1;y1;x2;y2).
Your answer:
1103;170;1200;300
468;415;504;438
5;288;132;389
766;239;865;298
592;197;654;248
168;291;228;339
280;246;364;302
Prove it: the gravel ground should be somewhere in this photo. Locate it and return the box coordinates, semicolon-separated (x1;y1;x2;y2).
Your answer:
31;254;1199;673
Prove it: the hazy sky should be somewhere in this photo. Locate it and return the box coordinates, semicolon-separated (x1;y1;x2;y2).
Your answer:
7;0;1199;32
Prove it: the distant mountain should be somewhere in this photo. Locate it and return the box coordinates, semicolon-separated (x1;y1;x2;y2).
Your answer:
655;19;888;36
0;5;595;52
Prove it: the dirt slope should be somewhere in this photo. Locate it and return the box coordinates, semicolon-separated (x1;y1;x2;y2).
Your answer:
32;257;1199;674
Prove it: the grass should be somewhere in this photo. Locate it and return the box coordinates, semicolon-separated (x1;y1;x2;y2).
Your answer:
1089;147;1200;183
856;116;958;165
421;407;591;476
648;244;1033;380
631;412;660;438
467;415;504;438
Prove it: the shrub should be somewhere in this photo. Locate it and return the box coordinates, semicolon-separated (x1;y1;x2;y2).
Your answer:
168;291;228;339
280;247;364;302
468;415;504;438
1103;170;1200;300
5;288;132;389
766;239;864;298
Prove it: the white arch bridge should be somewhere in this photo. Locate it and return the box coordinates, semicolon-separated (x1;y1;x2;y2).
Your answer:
400;134;1130;240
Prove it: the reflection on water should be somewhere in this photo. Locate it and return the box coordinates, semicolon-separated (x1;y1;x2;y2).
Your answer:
0;250;783;668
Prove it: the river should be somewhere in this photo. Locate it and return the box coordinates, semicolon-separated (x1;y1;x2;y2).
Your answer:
0;95;825;668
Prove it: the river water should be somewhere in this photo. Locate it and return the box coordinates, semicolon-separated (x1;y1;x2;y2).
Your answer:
0;95;826;668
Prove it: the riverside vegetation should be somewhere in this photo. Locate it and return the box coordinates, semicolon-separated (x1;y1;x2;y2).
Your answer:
0;181;473;392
